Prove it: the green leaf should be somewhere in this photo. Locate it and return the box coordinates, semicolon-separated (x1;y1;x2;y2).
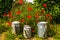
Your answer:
0;0;1;2
44;0;47;1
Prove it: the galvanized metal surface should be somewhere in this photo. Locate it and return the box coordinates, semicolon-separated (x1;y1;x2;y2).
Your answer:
23;25;31;38
37;22;47;38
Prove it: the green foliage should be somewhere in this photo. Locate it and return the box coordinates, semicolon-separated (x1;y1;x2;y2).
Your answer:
0;19;10;34
5;32;15;40
0;0;13;17
34;0;60;23
0;0;60;39
47;24;56;37
17;34;24;39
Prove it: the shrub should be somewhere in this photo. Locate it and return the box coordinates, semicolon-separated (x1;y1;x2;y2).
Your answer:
35;0;60;23
0;0;13;17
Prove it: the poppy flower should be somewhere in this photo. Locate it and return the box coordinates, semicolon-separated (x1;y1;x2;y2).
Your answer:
10;16;14;19
7;21;11;26
7;11;12;17
36;12;39;14
3;13;7;17
8;11;12;15
16;11;21;15
50;16;53;20
41;9;45;13
28;6;32;11
35;12;39;18
43;3;47;8
35;15;39;18
21;18;25;23
27;15;32;19
46;13;51;17
32;29;35;33
18;0;23;5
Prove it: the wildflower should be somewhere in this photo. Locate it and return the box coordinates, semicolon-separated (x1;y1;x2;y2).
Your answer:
46;13;51;17
36;12;39;14
21;18;25;23
35;15;39;18
50;16;53;20
8;11;12;16
43;3;47;8
18;0;23;5
7;21;11;26
28;6;32;11
41;9;45;13
46;13;53;20
3;13;6;17
10;16;14;19
32;29;35;33
27;15;32;19
16;11;21;15
35;12;39;18
7;11;12;17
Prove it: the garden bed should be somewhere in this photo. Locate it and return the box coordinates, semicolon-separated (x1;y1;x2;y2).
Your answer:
0;0;60;40
0;24;60;40
0;33;54;40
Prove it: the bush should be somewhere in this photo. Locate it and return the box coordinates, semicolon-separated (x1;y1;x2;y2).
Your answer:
5;32;15;40
35;0;60;23
0;0;13;17
0;19;11;34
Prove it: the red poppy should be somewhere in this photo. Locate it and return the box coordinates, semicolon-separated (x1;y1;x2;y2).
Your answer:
28;6;32;11
10;16;14;19
43;3;47;8
27;15;32;19
50;16;53;20
36;12;39;14
18;0;23;5
32;29;35;33
16;11;21;15
3;13;7;17
7;11;12;17
46;13;51;17
41;9;45;13
21;18;25;23
35;12;39;18
8;11;12;15
35;15;39;18
7;21;11;26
